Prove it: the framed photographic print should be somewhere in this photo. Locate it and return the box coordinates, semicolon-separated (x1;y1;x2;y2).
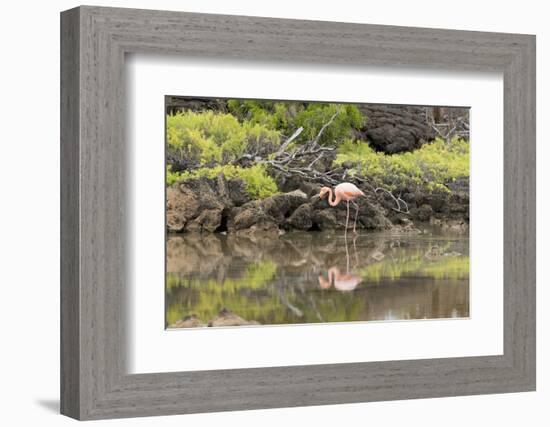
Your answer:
164;96;471;330
61;5;536;420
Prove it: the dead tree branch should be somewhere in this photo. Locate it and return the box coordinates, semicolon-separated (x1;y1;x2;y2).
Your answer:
313;110;340;145
274;126;304;157
426;108;469;144
256;109;342;185
374;187;410;214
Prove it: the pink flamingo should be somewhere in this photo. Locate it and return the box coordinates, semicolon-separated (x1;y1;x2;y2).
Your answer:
318;267;362;292
319;183;365;234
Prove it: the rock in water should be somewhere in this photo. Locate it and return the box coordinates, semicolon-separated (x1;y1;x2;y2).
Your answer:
169;315;205;328
430;217;469;234
391;218;422;235
208;308;260;327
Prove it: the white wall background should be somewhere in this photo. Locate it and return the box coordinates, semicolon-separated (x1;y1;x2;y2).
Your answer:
0;0;547;425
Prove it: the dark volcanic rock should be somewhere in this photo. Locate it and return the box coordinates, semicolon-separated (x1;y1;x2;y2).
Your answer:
166;172;468;234
299;182;322;199
389;177;469;224
166;185;200;232
410;204;434;222
167;175;238;233
228;190;308;232
227;179;251;206
166;96;227;115
186;209;223;233
309;195;392;231
229;207;277;232
286;204;314;230
312;209;340;230
356;105;436;154
259;190;308;221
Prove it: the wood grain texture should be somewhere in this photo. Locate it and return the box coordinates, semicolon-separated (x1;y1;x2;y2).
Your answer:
60;7;80;419
60;5;536;420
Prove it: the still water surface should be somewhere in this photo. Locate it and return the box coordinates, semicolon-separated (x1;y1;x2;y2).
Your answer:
166;230;469;328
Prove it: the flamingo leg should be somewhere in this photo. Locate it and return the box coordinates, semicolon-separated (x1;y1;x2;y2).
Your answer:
352;234;359;267
345;200;350;239
351;200;360;233
344;229;350;273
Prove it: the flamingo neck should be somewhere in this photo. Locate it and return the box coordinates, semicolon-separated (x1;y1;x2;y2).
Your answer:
327;188;341;206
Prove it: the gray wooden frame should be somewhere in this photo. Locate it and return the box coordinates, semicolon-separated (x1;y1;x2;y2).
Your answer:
60;5;536;420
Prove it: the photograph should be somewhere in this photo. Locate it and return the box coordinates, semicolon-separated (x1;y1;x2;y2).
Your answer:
165;97;470;328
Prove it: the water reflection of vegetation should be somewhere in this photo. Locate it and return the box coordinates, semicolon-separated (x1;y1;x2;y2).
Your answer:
166;231;469;327
166;270;365;327
166;262;278;325
360;254;469;283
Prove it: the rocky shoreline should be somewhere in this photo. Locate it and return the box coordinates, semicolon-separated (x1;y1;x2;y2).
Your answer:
169;308;260;328
166;174;469;235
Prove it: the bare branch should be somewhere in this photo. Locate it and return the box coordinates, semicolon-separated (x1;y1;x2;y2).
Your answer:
274;126;304;157
308;153;325;169
250;109;345;186
426;109;469;144
313;109;340;145
374;187;410;214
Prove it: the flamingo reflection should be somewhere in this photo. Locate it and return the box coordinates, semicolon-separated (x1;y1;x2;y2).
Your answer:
318;267;362;291
318;233;362;292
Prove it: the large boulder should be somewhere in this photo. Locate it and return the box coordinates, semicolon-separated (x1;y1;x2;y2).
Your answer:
227;179;251;206
286;204;314;230
166;175;251;233
185;209;223;233
166;185;200;232
312;209;340;230
356;105;436;154
228;190;308;232
309;194;392;231
261;190;308;220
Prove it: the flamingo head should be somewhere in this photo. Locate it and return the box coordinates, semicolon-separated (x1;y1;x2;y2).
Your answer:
319;187;331;199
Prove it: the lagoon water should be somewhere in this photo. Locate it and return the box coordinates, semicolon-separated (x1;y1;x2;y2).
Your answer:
166;229;469;328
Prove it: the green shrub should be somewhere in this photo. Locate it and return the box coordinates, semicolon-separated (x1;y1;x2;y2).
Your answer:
166;164;181;186
167;164;278;199
227;100;364;145
336;137;469;192
294;103;364;145
227;99;291;130
167;110;280;165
